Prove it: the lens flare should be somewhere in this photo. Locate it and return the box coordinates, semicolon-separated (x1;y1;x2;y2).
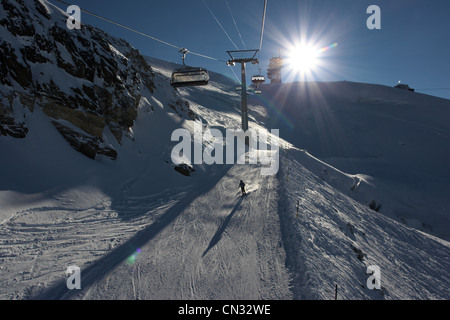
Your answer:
126;248;142;265
317;42;338;54
283;41;338;82
287;42;338;73
287;44;319;72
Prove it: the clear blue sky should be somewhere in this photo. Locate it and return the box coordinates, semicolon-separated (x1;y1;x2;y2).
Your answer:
53;0;450;100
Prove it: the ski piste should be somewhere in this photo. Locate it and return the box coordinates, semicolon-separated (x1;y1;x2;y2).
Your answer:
0;1;449;300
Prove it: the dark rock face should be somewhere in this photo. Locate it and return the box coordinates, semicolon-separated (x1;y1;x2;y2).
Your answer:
174;163;195;176
0;113;28;138
0;0;194;160
51;120;117;160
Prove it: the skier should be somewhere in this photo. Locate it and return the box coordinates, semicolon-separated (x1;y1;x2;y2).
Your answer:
239;180;246;195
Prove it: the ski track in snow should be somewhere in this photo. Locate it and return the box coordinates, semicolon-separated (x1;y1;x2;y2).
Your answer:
27;164;292;300
1;32;449;299
277;155;450;300
0;195;171;299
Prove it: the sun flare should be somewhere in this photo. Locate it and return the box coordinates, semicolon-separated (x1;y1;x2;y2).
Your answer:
287;44;319;73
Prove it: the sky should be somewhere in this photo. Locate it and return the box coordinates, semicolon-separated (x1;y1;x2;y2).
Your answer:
51;0;450;100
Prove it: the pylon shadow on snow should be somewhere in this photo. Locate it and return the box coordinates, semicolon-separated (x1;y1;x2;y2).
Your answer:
31;164;233;300
202;195;244;257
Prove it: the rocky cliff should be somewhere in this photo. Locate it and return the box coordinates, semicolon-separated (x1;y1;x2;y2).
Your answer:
0;0;194;159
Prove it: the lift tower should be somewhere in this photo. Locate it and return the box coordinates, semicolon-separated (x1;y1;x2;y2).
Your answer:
226;50;259;132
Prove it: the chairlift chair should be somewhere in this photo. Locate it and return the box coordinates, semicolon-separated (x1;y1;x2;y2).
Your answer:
251;64;265;92
170;48;210;87
234;85;253;95
171;68;210;87
251;73;265;94
251;75;265;84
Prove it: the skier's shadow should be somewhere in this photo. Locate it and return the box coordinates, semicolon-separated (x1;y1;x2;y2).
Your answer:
202;195;244;257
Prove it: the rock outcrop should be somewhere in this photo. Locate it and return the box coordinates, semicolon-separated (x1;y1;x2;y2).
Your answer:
0;0;194;159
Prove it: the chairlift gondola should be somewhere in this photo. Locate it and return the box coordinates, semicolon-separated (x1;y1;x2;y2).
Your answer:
171;49;210;87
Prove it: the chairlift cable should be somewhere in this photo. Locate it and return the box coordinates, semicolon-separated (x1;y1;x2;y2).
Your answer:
228;65;241;83
251;0;268;84
49;0;226;62
258;0;268;59
51;0;180;49
225;0;247;50
202;0;240;50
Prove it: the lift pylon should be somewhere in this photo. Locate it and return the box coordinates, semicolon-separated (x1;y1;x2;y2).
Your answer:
226;50;259;132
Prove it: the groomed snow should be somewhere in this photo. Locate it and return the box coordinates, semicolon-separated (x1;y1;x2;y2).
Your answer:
0;4;449;299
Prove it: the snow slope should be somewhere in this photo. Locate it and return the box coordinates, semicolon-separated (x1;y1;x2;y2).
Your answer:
249;81;450;241
2;58;448;300
1;5;449;299
279;149;450;299
37;163;292;300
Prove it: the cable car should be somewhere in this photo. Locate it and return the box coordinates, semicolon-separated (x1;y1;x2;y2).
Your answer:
170;48;210;87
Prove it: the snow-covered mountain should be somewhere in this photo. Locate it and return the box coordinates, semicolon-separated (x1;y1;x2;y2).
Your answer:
0;0;449;300
250;81;450;242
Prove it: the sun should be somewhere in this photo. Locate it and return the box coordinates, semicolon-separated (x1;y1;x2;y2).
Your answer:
286;44;319;73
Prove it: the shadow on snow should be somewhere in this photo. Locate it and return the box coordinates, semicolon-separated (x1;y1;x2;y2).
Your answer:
202;195;245;257
31;165;232;300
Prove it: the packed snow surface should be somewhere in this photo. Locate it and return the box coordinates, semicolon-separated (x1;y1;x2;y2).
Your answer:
1;55;449;299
